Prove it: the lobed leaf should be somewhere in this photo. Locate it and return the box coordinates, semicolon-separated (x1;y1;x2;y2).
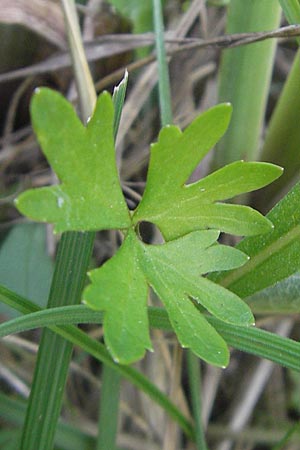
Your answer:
15;88;130;233
84;229;252;366
133;107;282;240
84;231;152;364
14;89;283;367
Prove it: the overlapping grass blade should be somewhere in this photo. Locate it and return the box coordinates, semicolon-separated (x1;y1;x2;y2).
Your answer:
211;182;300;298
1;288;300;372
19;232;95;450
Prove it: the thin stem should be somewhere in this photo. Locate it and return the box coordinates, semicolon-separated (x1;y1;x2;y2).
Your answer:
187;352;209;450
97;367;121;450
152;0;173;126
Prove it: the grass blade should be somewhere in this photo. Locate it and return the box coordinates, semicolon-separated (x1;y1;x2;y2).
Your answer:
112;70;128;138
259;0;300;207
20;232;95;450
209;317;300;371
214;0;281;167
258;49;300;208
211;182;300;298
279;0;300;32
186;351;208;450
152;0;172;126
2;290;300;373
97;367;121;450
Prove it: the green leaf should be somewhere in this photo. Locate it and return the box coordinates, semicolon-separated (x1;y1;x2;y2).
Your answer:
84;230;152;364
0;223;53;318
84;229;253;367
133;106;282;240
14;89;282;367
213;182;300;298
15;88;130;233
258;49;300;206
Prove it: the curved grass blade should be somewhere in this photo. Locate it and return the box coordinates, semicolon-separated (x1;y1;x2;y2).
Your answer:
1;293;300;373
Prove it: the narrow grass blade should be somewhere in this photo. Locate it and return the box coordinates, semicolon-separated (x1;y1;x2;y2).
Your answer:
2;290;300;373
20;232;95;450
214;0;281;167
186;351;208;450
97;367;121;450
209;317;300;371
271;423;300;450
152;0;172;126
112;70;128;138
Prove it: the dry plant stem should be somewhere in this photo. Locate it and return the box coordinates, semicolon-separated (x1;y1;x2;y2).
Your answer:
1;24;300;86
96;24;300;92
1;77;35;175
152;329;192;421
66;0;101;124
0;136;37;172
217;319;294;450
82;0;103;41
197;0;208;38
0;362;30;397
162;345;183;450
0;0;66;49
61;0;96;121
3;77;34;142
201;366;223;428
